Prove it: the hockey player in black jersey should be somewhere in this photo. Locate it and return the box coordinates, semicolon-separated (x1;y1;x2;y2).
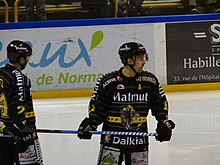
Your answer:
0;40;43;165
77;42;175;165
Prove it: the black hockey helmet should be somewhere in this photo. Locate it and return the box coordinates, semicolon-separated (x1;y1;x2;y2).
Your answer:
118;42;148;65
7;40;32;63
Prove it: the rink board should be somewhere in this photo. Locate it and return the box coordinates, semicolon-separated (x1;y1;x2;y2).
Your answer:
32;82;220;99
0;14;220;98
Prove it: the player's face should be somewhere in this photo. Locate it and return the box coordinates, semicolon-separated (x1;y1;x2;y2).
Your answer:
134;55;147;73
19;55;32;70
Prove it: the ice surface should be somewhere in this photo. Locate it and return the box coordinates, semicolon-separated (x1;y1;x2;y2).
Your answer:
33;90;220;165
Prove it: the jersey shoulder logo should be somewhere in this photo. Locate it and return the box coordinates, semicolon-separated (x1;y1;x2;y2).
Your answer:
117;84;124;90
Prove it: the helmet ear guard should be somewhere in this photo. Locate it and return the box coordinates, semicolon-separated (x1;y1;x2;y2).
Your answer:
118;42;148;65
7;40;32;63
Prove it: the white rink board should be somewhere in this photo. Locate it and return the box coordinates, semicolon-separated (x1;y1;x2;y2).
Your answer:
0;23;166;91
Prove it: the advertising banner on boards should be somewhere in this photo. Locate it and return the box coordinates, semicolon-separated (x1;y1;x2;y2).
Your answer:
166;21;220;84
0;23;156;91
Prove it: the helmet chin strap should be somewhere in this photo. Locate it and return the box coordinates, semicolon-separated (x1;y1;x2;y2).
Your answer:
128;64;138;75
126;57;138;75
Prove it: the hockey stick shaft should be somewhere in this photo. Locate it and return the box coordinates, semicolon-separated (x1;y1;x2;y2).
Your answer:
22;129;157;137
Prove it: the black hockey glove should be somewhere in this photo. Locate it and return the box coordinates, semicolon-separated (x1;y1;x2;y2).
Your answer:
14;134;34;153
14;126;36;153
155;120;175;142
77;117;97;140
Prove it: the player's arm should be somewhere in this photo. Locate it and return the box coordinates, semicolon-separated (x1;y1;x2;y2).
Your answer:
5;71;35;133
78;76;108;139
149;79;175;142
0;69;26;130
0;71;34;152
150;85;169;121
24;78;36;128
7;74;27;130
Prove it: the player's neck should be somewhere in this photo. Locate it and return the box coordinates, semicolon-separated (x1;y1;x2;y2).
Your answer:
9;63;21;71
122;66;136;77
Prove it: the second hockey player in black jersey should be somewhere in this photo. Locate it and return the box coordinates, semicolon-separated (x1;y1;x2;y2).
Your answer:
0;40;43;165
77;42;175;165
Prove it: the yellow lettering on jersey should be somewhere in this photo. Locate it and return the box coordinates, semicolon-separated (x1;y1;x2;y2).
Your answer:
137;122;143;128
88;104;95;113
17;106;25;114
0;94;8;117
0;79;3;88
164;101;168;111
138;84;142;90
24;112;35;118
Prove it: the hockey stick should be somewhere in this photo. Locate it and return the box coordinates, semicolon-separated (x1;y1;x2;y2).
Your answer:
21;129;157;137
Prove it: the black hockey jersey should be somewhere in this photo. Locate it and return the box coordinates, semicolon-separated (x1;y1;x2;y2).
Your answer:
88;67;168;148
0;64;36;135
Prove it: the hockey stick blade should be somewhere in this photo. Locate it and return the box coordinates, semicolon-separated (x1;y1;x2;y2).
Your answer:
21;129;157;137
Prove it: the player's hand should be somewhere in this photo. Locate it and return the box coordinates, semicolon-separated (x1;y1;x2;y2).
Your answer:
14;126;36;153
20;125;35;134
155;119;175;142
77;117;97;140
14;134;33;153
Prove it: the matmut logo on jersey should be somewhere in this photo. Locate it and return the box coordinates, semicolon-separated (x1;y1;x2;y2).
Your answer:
113;92;148;102
12;70;24;101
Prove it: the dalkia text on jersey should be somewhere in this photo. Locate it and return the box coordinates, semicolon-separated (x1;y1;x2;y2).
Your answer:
112;136;146;145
